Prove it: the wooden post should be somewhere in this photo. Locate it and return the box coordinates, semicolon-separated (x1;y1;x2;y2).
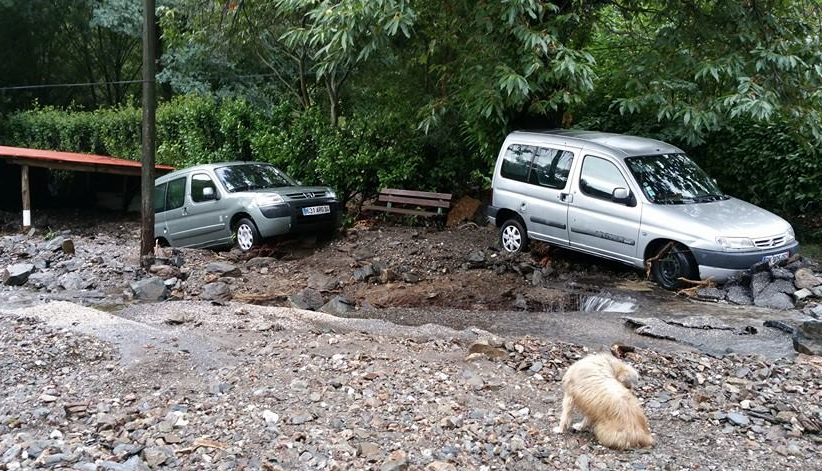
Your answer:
21;164;31;227
140;0;157;265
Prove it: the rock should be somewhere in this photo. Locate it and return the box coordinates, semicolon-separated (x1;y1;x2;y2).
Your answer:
99;456;150;471
751;271;771;298
357;442;383;462
726;412;751;426
794;288;813;301
142;447;173;468
307;273;339;291
61;239;75;255
201;282;232;302
425;461;456;471
379;269;397;284
59;272;89;290
353;264;375;282
290;411;315;425
753;292;794;310
531;270;544;286
697;287;725;301
130;277;168;302
792;320;822;356
149;264;178;279
289;287;324;311
206;261;242;278
466;250;486;268
770;267;794;280
262;410;279;424
401;272;421;283
3;263;35;286
320;295;355;315
246;257;276;269
446;196;482;227
795;268;822;290
726;285;753;305
381;450;408;471
164;312;188;325
27;271;56;289
468;341;508;360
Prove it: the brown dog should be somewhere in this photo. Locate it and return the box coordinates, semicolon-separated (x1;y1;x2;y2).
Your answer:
553;353;654;449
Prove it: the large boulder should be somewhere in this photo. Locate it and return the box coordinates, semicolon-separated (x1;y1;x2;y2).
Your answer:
201;281;232;302
793;320;822;356
3;263;35;286
320;295;356;315
206;261;242;278
289;287;325;311
130;277;168;302
794;268;822;291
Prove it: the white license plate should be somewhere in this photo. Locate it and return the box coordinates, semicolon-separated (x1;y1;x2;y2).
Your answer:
301;205;330;216
762;251;789;265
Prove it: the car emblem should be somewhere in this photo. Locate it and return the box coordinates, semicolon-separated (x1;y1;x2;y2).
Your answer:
303;192;315;198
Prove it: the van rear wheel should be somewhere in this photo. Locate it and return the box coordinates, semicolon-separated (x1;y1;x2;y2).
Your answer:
650;242;698;290
500;219;528;254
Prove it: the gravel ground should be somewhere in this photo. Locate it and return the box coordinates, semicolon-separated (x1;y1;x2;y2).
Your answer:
1;301;821;471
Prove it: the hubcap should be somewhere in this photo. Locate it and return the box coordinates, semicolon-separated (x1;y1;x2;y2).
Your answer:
237;224;254;250
501;225;522;252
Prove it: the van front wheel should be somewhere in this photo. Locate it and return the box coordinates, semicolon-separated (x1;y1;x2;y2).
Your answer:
650;242;698;290
500;219;528;254
234;218;260;252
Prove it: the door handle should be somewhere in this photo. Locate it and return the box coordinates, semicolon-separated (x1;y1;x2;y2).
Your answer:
559;193;573;203
182;206;188;216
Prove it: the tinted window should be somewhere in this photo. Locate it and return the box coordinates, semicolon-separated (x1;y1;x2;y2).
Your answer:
529;147;574;189
191;173;218;203
165;177;186;211
154;183;167;213
579;156;629;200
215;164;295;193
500;145;535;182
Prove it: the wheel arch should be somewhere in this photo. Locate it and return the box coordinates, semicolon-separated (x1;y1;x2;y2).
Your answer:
495;208;525;227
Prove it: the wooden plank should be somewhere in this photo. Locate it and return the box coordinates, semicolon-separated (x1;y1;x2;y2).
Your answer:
380;188;452;200
362;204;440;217
378;194;451;208
6;157;144;176
21;164;31;227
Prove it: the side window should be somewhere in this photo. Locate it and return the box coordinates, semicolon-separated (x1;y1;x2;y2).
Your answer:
165;177;186;211
579;156;629;201
191;173;218;203
529;147;574;189
154;183;167;213
500;144;536;182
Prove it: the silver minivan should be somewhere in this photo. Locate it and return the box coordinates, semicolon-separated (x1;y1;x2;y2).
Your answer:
487;130;799;288
154;162;341;251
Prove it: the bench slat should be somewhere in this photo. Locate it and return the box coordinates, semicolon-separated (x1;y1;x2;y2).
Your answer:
380;188;452;200
362;204;439;217
379;194;451;209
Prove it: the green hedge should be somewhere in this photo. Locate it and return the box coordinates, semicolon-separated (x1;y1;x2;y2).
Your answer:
0;95;443;206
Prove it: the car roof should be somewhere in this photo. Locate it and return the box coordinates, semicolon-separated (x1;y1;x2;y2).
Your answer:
155;161;273;184
507;129;683;158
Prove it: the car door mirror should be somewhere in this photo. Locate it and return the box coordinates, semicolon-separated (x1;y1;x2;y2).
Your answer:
202;186;219;201
611;187;630;204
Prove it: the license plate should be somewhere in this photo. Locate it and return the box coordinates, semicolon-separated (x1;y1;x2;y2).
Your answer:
301;205;330;216
762;251;789;265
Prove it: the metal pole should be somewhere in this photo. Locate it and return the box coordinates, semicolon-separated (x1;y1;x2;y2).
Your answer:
140;0;156;266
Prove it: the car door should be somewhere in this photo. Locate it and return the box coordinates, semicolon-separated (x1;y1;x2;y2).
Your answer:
568;154;642;263
520;145;578;246
183;172;231;247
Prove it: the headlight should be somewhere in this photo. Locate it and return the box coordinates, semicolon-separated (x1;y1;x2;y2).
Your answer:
326;189;337;199
716;236;755;252
255;194;284;207
786;227;796;242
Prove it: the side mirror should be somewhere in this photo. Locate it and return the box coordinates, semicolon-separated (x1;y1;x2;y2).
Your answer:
202;186;218;201
611;187;631;205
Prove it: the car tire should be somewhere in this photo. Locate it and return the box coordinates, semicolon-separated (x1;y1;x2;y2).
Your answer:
499;218;528;254
234;218;260;252
650;242;698;290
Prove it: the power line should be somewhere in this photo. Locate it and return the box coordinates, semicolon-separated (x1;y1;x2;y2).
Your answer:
0;73;283;92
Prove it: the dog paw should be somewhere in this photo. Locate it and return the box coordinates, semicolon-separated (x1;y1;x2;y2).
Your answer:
552;426;564;434
572;421;587;432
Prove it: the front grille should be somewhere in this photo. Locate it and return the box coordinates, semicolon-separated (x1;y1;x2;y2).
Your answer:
753;236;786;248
287;191;325;200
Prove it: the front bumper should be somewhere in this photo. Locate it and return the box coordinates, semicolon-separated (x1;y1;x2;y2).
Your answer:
256;198;342;237
692;240;800;281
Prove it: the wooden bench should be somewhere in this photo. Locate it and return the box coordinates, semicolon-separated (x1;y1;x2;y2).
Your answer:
363;188;452;218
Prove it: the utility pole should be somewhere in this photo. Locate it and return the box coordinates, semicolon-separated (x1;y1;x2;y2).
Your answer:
140;0;156;266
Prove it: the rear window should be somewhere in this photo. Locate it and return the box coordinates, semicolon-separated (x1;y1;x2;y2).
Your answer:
501;144;574;189
500;145;535;182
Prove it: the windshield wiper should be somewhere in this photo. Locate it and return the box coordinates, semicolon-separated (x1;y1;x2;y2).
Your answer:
694;194;727;202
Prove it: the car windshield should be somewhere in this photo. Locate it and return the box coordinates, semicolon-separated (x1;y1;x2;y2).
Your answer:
215;164;295;192
625;153;727;204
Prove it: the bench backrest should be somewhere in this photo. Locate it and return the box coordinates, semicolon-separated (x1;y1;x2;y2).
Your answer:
378;188;452;209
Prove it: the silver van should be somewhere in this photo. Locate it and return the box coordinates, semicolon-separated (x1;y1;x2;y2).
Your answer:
487;130;799;288
154;162;341;251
